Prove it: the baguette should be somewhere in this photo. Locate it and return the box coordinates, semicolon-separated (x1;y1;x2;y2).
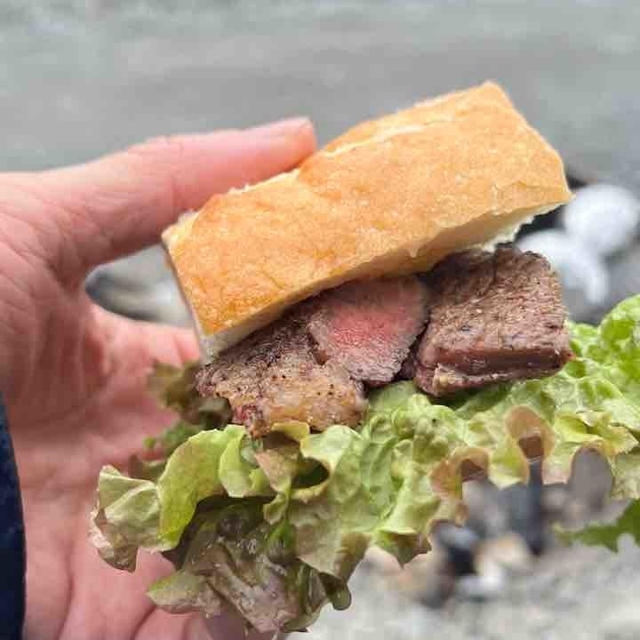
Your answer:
163;81;571;358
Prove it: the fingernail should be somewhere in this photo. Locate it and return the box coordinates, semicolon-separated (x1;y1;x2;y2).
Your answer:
251;116;312;139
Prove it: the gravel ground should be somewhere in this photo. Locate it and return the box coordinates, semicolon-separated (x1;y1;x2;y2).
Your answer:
309;538;640;640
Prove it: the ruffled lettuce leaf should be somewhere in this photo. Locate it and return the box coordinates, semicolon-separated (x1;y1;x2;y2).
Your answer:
91;294;640;632
151;499;349;632
146;361;231;437
125;363;234;481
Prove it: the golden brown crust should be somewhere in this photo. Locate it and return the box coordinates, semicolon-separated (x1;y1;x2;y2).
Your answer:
164;82;571;357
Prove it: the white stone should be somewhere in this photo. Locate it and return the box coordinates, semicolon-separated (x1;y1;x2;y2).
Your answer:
562;184;640;257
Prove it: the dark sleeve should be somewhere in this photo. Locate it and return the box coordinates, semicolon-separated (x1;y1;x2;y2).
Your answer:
0;397;25;640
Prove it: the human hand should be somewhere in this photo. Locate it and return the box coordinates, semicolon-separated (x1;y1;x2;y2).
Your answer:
0;118;315;639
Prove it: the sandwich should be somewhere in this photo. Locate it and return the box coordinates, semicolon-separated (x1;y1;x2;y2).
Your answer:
90;82;640;633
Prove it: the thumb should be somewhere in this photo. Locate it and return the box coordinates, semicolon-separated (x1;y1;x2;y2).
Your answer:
34;117;315;276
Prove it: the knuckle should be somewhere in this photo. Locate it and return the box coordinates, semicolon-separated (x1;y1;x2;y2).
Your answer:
125;135;188;211
128;134;188;162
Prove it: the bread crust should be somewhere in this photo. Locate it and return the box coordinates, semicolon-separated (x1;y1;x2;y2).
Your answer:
163;82;571;357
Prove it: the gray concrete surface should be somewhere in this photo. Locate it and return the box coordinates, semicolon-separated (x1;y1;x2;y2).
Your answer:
310;538;640;640
2;1;640;191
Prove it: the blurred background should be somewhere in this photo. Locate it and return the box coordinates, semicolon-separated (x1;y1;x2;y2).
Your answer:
3;1;640;638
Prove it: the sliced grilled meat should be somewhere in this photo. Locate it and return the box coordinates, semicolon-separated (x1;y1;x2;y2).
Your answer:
413;247;572;396
197;276;428;436
308;276;429;385
198;248;571;435
196;310;366;438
